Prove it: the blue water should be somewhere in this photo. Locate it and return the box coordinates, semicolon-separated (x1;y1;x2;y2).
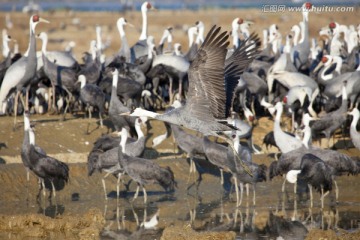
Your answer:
0;0;358;12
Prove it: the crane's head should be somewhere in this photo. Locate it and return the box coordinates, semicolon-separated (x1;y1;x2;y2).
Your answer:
117;17;134;28
30;15;49;33
282;95;288;104
304;2;312;10
77;75;87;88
142;2;156;12
329;22;337;30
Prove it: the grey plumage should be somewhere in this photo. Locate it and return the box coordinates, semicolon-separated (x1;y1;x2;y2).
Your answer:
269;146;359;180
78;45;101;85
28;126;69;199
108;69;138;132
131;25;261;136
78;75;105;125
203;136;236;174
118;128;176;203
311;84;348;147
298;153;333;194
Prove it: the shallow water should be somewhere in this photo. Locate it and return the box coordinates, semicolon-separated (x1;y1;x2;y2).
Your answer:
0;159;360;239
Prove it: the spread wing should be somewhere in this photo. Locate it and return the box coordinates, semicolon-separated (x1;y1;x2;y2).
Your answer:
186;25;230;120
224;33;261;115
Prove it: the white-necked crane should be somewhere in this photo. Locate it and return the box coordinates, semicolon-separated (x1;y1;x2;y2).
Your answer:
0;15;48;127
130;1;155;63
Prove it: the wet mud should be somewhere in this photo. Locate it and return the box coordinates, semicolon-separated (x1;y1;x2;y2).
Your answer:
1;115;360;239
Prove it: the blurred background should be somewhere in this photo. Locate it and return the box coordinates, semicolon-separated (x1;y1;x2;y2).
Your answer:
0;0;359;12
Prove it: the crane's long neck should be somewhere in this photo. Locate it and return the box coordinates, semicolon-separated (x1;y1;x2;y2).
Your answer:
135;121;144;139
118;23;125;38
333;56;342;74
96;26;102;52
293;28;299;46
275;105;283;125
40;35;48;55
159;30;168;45
299;24;305;44
351;113;360;128
341;85;348;102
232;25;239;48
196;26;204;44
302;20;309;43
24;115;30;131
120;128;128;154
112;72;118;89
188;28;195;48
139;8;147;40
25;21;37;61
29;129;35;145
2;37;10;57
262;29;268;49
321;61;334;81
302;125;312;149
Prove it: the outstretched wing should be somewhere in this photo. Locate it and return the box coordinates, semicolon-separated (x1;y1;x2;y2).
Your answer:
224;33;261;115
186;25;229;119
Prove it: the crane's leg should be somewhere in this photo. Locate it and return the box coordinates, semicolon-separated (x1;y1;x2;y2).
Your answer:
233;176;239;207
252;184;256;206
187;157;194;184
51;180;56;198
52;85;57;113
168;76;173;104
133;184;140;202
178;76;183;101
37;178;43;200
238;182;244;207
334;179;339;203
116;173;122;199
220;169;224;185
308;184;313;208
25;86;30;111
41;179;46;197
281;176;286;193
246;183;250;197
142;186;147;204
99;110;103;127
88;105;92;120
26;169;30;182
13;90;21;130
321;186;324;209
102;172;111;200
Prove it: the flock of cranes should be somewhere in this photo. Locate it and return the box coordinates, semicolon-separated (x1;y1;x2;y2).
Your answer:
1;1;360;212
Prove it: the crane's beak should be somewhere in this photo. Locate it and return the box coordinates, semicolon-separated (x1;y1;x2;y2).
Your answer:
120;112;131;116
313;61;324;73
126;23;135;28
39;17;50;24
